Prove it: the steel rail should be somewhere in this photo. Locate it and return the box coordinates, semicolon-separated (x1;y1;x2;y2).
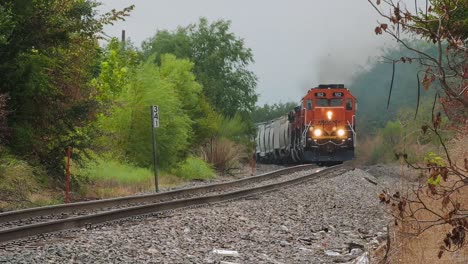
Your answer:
0;164;316;224
0;165;346;243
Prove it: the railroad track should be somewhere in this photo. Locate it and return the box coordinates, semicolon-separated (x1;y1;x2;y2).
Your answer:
0;164;348;244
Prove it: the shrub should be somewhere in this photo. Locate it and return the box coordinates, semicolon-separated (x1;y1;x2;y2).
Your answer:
77;159;153;188
76;158;190;198
173;156;215;180
0;149;40;210
199;137;247;175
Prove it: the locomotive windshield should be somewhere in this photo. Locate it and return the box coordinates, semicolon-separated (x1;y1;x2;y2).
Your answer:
330;99;343;106
316;98;343;107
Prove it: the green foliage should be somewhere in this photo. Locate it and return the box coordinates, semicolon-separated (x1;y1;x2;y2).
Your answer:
414;0;468;41
92;38;140;103
0;0;133;177
96;55;197;168
217;114;250;143
0;148;40;210
252;102;298;123
381;121;403;146
424;152;445;167
0;4;14;47
142;17;258;117
173;156;215;180
1;2;258;197
0;94;8;141
350;42;436;135
427;174;442;186
77;159;153;186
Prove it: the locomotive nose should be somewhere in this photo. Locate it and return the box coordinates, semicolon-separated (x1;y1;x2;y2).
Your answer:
326;143;334;153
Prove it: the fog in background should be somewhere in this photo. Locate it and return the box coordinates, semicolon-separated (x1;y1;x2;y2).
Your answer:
98;0;393;105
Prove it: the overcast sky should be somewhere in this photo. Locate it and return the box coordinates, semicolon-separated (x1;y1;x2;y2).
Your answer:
98;0;393;105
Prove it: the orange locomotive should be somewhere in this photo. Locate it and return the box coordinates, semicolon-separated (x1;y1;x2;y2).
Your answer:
255;84;356;165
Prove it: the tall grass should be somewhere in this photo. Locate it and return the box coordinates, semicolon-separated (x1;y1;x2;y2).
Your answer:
173;156;215;180
77;159;186;198
0;148;60;210
199;137;247;175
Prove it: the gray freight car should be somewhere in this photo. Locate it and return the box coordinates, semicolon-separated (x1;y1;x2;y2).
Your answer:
255;116;290;163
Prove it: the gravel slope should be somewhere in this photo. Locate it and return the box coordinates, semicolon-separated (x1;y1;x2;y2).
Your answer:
0;166;400;263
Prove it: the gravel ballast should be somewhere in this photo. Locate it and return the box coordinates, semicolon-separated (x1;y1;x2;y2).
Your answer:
0;166;400;263
0;166;320;232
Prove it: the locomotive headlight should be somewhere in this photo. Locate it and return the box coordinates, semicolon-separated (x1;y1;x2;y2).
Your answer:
337;129;346;137
313;128;322;137
327;111;333;120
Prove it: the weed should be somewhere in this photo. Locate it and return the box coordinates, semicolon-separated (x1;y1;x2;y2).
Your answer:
199;137;247;175
173;156;215;180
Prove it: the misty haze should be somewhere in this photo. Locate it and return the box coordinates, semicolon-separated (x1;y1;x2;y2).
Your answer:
98;0;392;105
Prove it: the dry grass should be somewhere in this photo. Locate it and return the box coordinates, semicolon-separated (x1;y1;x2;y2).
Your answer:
199;137;248;175
380;181;468;264
83;173;186;199
375;132;468;263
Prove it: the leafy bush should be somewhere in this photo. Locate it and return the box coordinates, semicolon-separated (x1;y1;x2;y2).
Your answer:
0;149;42;210
95;55;197;168
173;156;215;180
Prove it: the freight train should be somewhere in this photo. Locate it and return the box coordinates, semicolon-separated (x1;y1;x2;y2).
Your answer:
255;84;356;166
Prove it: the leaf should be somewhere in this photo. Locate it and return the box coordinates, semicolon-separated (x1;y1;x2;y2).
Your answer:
422;74;433;90
444;236;451;248
440;167;448;181
404;11;412;21
433;112;441;130
377;0;381;5
427;174;442;186
415;73;420;119
428;183;437;195
421;124;429;134
379;193;386;203
438;250;443;259
442;195;450;208
380;23;388;31
375;26;383;35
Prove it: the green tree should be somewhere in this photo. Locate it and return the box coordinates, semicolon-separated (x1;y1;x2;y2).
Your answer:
252;102;298;123
0;0;133;176
142;18;258;117
96;55;205;168
91;38;141;105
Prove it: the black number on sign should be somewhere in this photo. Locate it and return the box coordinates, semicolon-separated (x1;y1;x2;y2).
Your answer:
315;92;325;97
333;92;343;97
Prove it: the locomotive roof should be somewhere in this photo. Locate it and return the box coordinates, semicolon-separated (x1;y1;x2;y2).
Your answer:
303;84;356;100
316;84;345;88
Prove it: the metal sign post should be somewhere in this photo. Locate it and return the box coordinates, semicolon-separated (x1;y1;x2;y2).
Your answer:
150;105;159;192
65;146;72;203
